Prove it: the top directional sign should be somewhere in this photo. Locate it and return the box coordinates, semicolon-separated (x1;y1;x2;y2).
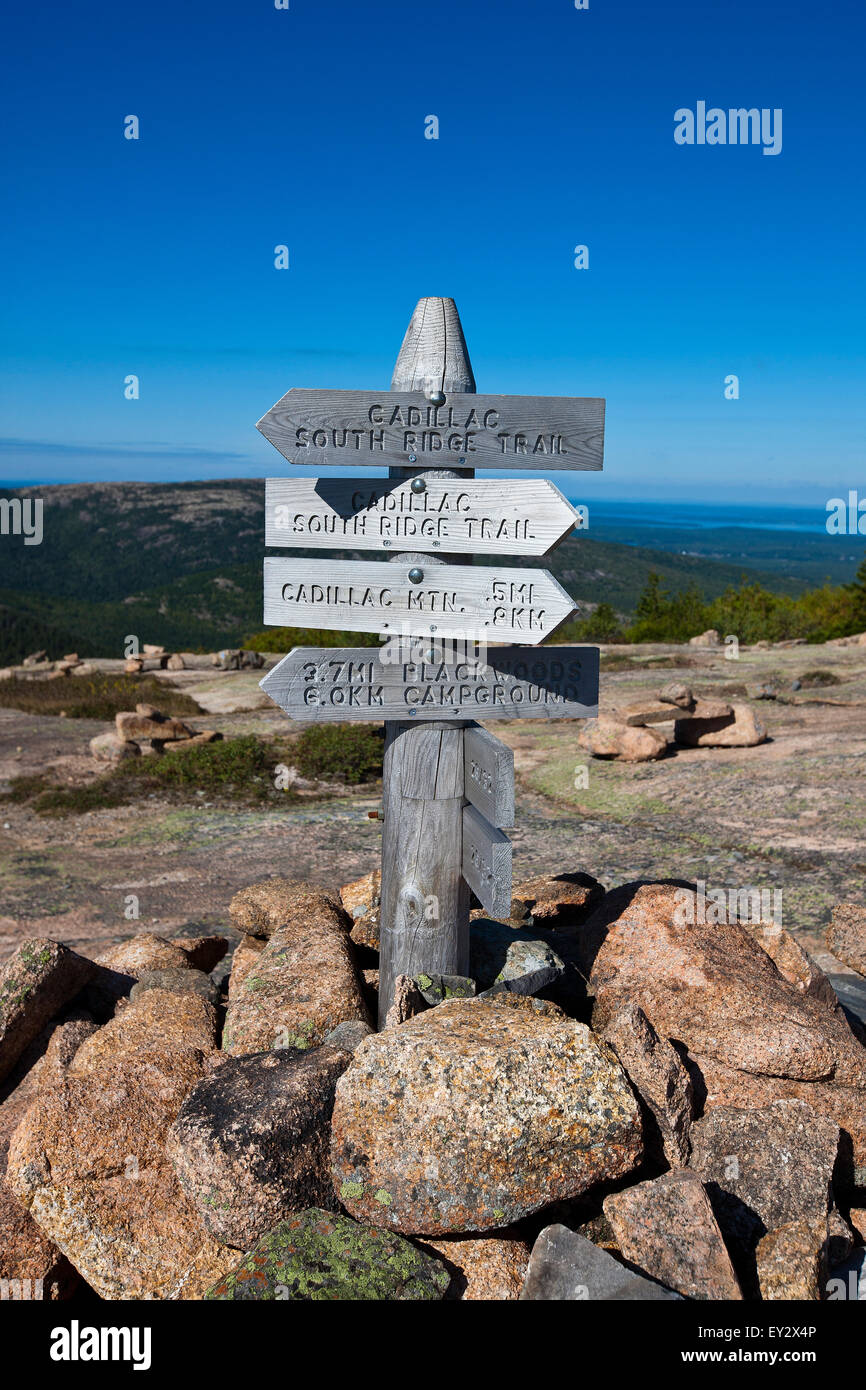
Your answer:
257;389;605;472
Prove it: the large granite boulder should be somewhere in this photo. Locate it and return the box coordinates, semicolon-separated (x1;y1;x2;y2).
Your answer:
222;886;368;1055
331;994;642;1235
168;1044;352;1249
0;940;94;1084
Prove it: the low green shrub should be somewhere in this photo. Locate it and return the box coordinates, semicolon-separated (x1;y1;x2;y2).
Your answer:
293;724;383;784
0;674;201;720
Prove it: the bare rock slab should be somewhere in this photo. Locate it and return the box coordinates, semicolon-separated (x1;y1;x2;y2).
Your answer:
827;903;866;976
222;886;368;1055
418;1234;530;1300
519;1225;683;1301
674;702;767;747
604;1170;743;1300
341;869;381;952
204;1209;450;1300
168;1044;352;1250
688;1099;839;1297
0;939;94;1084
603;1004;693;1167
578;716;667;762
331;995;643;1235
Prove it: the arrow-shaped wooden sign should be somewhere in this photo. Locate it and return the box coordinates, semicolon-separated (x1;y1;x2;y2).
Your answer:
463;723;514;828
264;477;582;557
462;804;512;918
257;389;604;472
263;557;576;644
260;645;599;722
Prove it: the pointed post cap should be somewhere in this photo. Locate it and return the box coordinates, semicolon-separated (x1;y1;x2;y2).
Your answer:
391;297;476;396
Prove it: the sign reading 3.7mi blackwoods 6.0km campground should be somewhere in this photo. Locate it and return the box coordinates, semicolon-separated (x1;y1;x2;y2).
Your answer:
256;296;604;1024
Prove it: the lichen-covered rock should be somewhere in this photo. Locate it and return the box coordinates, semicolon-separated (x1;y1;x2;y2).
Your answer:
331;995;642;1235
827;903;866;976
688;1100;839;1298
470;919;565;996
130;968;218;1007
341;869;381;952
756;1218;828;1300
603;1004;693;1167
604;1170;743;1300
519;1225;683;1301
230;878;351;940
0;939;95;1084
70;988;217;1072
227;936;265;998
413;973;476;1006
168;1045;351;1249
6;1052;234;1299
204;1209;450;1300
417;1234;530;1300
222;889;368;1055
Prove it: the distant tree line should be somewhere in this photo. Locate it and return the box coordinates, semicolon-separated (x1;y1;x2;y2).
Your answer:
556;554;866;646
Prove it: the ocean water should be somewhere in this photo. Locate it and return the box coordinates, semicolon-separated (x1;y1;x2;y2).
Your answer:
579;500;830;536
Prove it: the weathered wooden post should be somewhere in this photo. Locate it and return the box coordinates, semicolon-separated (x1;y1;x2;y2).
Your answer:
378;298;476;1024
256;296;605;1028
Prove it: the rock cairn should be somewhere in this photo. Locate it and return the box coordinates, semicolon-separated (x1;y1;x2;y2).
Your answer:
1;873;865;1301
578;682;768;762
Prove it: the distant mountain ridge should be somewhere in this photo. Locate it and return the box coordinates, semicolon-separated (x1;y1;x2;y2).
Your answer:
0;479;809;664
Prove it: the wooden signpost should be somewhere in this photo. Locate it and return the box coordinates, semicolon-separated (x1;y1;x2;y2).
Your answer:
258;296;604;1026
264;476;581;556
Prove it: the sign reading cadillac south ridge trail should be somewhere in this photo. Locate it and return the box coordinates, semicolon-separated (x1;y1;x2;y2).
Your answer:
257;389;604;472
264;477;583;556
256;295;604;1023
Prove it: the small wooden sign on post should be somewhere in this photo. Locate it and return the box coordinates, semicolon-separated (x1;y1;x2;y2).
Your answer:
257;296;603;1026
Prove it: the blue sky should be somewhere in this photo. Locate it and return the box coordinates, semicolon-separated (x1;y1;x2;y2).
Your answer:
1;0;863;506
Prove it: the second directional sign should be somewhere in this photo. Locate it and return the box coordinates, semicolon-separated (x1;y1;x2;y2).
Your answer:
263;557;576;644
265;477;582;556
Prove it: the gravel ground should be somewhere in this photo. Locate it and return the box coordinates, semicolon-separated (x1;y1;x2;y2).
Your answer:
1;641;864;968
